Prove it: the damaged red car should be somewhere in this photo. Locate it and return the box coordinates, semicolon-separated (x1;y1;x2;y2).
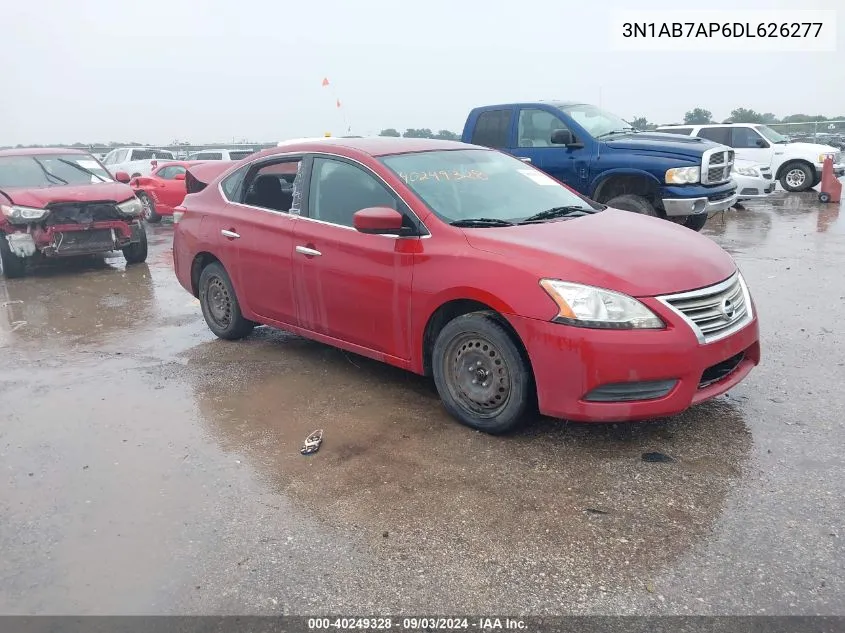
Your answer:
173;138;760;434
131;160;207;224
0;148;147;278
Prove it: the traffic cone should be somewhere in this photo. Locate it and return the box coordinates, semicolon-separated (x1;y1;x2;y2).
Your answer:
818;156;842;203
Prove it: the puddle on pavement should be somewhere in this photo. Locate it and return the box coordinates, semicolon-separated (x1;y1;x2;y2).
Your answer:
174;327;753;590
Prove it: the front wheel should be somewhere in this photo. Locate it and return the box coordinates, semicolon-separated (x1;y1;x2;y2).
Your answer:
0;233;28;278
680;213;709;231
780;162;814;192
198;262;255;340
432;312;534;434
137;192;161;223
604;194;659;217
122;224;148;264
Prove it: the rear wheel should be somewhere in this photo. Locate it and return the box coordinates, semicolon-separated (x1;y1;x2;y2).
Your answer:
780;162;814;192
137;192;161;223
198;262;255;340
432;312;534;435
0;233;27;278
604;194;659;217
122;224;148;264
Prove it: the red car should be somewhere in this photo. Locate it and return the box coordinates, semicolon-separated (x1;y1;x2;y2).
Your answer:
173;138;760;434
0;148;148;278
131;160;209;223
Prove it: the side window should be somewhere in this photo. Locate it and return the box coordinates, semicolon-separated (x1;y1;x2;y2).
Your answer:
731;127;767;149
697;127;731;145
517;108;569;147
470;109;512;149
308;158;397;227
158;165;186;179
220;166;247;202
658;127;694;135
242;159;302;212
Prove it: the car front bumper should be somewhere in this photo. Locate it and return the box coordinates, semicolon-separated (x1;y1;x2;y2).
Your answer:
661;190;738;217
734;172;776;200
506;307;760;423
814;162;845;177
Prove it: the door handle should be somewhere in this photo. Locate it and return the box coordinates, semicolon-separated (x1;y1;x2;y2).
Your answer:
221;229;240;239
296;245;322;257
519;157;532;163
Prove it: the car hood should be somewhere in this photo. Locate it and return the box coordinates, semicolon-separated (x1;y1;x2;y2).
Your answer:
784;141;839;155
463;209;737;297
602;132;714;159
0;183;136;207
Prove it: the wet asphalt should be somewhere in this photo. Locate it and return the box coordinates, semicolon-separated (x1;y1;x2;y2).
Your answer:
1;191;843;616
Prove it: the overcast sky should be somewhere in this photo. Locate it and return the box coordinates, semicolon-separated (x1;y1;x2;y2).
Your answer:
1;0;841;145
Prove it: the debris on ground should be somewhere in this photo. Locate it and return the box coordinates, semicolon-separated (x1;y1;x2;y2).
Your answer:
584;508;609;515
300;429;324;455
642;451;675;463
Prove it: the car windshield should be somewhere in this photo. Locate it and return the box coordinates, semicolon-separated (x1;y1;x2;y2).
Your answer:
380;149;600;224
558;104;634;138
0;153;114;188
755;125;789;144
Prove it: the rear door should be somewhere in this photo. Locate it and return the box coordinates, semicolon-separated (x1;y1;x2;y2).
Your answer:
217;156;304;325
291;156;417;359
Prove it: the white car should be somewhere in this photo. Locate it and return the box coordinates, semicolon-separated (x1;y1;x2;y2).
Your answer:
732;159;775;202
101;147;176;178
186;148;257;161
655;123;844;193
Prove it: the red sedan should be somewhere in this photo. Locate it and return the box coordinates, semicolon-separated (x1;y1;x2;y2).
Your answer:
172;138;760;434
131;161;208;223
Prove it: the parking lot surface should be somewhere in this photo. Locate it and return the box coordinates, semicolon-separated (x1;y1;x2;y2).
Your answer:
1;192;843;615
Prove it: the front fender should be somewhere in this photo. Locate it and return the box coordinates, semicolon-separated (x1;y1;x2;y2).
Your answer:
589;168;663;198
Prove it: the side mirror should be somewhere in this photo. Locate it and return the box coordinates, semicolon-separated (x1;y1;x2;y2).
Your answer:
551;128;583;148
755;138;768;148
114;171;131;184
174;173;186;181
353;207;405;235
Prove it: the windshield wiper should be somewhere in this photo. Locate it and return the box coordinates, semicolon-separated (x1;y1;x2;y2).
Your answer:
32;157;68;185
596;129;636;139
450;218;515;227
56;158;108;182
519;206;599;224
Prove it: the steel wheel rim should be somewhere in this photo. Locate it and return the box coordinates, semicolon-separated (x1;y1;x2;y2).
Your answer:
786;168;806;188
205;277;232;327
444;333;511;418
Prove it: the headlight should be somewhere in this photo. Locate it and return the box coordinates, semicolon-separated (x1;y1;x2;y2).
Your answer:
818;152;835;163
539;279;664;329
665;166;700;184
0;204;48;223
733;165;760;177
116;197;142;216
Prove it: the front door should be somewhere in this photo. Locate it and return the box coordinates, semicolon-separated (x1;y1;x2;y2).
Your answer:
154;165;188;211
291;156;415;360
510;107;590;190
730;127;775;167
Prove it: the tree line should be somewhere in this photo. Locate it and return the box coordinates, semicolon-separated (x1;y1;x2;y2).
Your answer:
378;128;460;140
631;109;845;130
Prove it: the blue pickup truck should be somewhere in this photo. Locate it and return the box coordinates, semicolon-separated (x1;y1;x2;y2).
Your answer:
461;101;739;231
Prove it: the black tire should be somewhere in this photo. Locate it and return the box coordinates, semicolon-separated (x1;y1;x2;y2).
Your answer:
604;194;659;217
198;261;255;340
681;213;708;231
779;162;814;192
819;192;831;203
137;192;161;223
0;233;27;278
432;311;534;434
122;224;148;264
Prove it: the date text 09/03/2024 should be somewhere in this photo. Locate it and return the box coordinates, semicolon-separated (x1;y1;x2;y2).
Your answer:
622;22;824;38
307;617;527;630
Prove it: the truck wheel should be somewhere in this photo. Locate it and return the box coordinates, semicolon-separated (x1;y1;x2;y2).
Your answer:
604;194;659;217
779;162;814;192
681;214;708;231
198;262;255;340
122;225;148;264
432;311;534;435
137;192;161;223
0;233;27;278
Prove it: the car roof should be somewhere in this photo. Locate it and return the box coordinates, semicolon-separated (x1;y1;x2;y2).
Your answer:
658;123;758;128
270;136;476;158
0;147;91;157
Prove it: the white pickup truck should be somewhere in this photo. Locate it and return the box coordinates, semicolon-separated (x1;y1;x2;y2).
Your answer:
101;147;176;178
655;123;844;192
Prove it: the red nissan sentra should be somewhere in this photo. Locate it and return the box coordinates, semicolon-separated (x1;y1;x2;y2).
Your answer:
172;138;760;434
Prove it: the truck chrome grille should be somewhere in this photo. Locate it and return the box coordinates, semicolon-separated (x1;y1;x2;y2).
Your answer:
657;272;752;344
701;148;734;185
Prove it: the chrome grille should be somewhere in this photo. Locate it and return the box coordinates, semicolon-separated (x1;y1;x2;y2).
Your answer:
657;272;752;344
701;148;734;184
